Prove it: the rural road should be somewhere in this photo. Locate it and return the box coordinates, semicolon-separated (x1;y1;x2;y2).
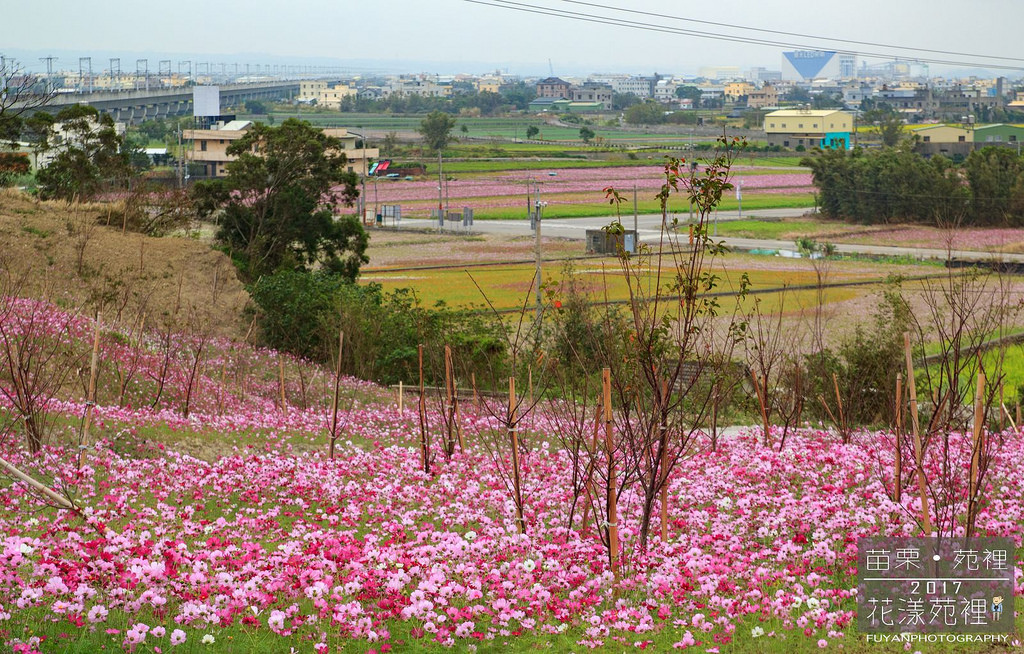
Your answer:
397;207;1024;265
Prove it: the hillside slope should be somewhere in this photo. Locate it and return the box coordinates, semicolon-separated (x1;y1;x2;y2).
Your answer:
0;189;249;337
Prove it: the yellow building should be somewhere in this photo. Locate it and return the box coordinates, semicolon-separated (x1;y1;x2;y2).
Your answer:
724;82;754;102
322;128;379;176
764;109;852;149
476;78;502;94
183;120;253;178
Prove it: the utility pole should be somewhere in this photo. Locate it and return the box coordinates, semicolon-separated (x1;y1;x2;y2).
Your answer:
534;190;545;324
633;183;639;254
437;149;443;233
736;180;743;220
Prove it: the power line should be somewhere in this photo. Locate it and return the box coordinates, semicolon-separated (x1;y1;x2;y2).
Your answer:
462;0;1024;71
551;0;1024;64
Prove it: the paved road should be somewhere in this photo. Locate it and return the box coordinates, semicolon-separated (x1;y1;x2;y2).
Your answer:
397;208;1024;265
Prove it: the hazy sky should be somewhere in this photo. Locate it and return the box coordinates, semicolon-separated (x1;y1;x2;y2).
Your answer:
8;0;1024;76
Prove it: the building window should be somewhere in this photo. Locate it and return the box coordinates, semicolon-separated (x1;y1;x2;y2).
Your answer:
200;141;207;151
923;136;931;142
958;136;966;142
798;124;803;128
784;140;790;147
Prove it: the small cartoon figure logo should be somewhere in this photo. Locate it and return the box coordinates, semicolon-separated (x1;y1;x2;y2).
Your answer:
991;595;1004;621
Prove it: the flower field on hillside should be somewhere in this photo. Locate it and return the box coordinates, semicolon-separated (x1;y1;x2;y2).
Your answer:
1;297;1022;653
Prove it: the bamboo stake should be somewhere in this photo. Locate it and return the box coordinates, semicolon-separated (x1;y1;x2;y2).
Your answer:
580;403;603;534
903;332;933;536
328;331;344;460
1017;403;1021;429
894;373;903;505
751;369;770;447
79;314;101;469
832;372;845;437
999;383;1005;431
659;381;670;543
471;372;479;410
1002;404;1017;432
603;368;619;576
398;381;403;413
418;344;428;474
968;372;985;535
0;455;75;511
509;376;525;533
528;366;533;406
217;356;227;415
278;356;288;418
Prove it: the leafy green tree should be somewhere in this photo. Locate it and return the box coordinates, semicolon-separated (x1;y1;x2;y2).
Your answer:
525;125;539;139
193;118;366;281
35;105;133;201
246;100;269;115
964;146;1024;225
675;85;703;103
624;100;666;126
612;93;640;111
418;110;458;153
579;126;595;143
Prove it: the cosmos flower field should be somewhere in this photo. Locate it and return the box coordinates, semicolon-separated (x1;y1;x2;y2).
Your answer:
1;298;1022;653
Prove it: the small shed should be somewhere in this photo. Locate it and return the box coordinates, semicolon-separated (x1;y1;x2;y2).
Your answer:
586;229;637;255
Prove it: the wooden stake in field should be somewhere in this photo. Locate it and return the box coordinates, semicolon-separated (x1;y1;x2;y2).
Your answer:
751;369;770;447
967;371;985;537
579;403;602;534
398;381;403;414
603;368;620;576
659;381;670;543
903;332;933;536
894;373;903;504
328;331;344;460
509;376;526;533
278;356;288;418
79;313;102;469
444;345;464;452
217;354;228;415
472;372;479;410
418;344;429;475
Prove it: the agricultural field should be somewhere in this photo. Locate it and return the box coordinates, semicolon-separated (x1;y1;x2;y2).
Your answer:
357;165;815;221
1;296;1022;654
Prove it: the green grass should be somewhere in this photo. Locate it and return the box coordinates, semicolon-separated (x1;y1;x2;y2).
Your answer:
712;219;836;240
465;193;816;220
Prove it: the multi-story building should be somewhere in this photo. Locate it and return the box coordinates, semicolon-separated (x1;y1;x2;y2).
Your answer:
571;82;613;108
184;122;378;179
746;85;779;109
724;82;755;103
536;77;572;99
764;108;853;149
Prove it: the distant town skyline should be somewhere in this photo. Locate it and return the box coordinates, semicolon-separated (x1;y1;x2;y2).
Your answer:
8;0;1024;78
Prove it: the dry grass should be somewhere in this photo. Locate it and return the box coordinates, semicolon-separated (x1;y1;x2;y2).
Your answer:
0;189;250;338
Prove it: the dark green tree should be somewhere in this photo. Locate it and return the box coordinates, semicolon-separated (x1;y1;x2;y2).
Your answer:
35;105;133;201
964;146;1024;225
525;125;539;139
417;110;458;153
193;118;366;281
624;100;665;125
675;85;703;103
579;126;595;143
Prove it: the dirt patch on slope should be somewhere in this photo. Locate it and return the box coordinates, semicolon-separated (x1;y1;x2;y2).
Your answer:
0;189;249;338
